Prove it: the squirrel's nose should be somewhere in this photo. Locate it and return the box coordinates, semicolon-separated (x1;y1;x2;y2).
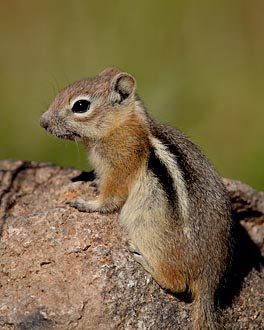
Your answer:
40;113;49;130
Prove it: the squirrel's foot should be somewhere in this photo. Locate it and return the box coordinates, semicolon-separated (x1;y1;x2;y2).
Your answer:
127;240;154;274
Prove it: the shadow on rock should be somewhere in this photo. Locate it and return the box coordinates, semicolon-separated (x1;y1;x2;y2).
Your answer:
218;212;263;309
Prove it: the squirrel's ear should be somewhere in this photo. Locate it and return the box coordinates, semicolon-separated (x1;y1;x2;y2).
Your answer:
99;67;120;77
110;73;136;104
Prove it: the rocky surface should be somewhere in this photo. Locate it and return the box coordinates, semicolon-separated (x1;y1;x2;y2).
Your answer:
0;160;263;330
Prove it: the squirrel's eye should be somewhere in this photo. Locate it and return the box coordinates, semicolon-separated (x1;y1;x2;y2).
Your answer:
72;99;90;113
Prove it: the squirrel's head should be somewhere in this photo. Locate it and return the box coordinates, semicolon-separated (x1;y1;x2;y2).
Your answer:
40;67;137;145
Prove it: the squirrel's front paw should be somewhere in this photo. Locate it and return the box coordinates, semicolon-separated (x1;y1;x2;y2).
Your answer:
68;198;97;212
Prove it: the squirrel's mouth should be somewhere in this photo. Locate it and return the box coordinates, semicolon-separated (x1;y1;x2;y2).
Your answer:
56;132;81;140
44;126;81;141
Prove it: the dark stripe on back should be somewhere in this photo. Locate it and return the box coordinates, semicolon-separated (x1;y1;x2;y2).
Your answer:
146;116;202;190
160;138;197;190
147;146;178;211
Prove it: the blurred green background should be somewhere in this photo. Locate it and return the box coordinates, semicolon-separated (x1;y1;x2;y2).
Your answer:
0;1;263;190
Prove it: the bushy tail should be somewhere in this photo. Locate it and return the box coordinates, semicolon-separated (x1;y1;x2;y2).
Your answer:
192;290;223;330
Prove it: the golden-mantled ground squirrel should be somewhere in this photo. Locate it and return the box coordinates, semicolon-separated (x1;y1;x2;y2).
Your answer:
40;67;233;330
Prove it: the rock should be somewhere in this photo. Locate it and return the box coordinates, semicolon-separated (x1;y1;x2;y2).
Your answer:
0;160;263;330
